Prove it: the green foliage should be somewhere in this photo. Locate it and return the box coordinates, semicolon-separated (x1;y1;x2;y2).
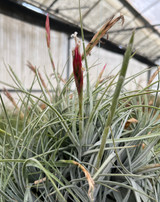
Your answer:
1;17;160;202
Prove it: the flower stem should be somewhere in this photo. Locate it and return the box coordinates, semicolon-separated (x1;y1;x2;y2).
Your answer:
48;47;59;83
78;91;83;143
95;32;134;171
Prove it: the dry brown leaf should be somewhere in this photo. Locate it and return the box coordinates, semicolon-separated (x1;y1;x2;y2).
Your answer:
142;143;146;149
82;15;124;59
73;161;94;201
69;94;73;99
34;177;46;185
39;103;47;110
125;118;138;129
27;61;52;100
3;88;24;119
148;66;160;85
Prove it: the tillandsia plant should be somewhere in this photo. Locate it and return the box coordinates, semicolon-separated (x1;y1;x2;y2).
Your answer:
1;10;160;202
72;34;83;142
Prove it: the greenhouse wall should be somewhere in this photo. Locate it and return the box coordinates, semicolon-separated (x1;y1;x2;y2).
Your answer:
0;13;148;105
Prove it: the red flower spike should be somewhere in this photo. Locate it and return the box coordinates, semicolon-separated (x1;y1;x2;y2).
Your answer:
45;13;50;48
73;45;83;96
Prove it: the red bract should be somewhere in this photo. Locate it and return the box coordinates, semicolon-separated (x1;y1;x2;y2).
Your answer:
73;45;83;96
45;13;50;48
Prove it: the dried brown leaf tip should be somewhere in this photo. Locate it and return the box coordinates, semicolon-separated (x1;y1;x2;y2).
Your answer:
39;103;47;110
142;143;146;149
69;94;73;99
72;161;94;201
57;72;66;83
3;87;17;107
27;61;37;74
125;118;138;129
3;88;24;119
148;66;160;85
95;64;107;88
27;61;47;89
27;61;52;100
82;15;124;59
34;177;46;185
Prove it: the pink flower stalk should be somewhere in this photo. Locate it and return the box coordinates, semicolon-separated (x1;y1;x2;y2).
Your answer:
99;64;107;79
73;45;83;96
45;13;50;48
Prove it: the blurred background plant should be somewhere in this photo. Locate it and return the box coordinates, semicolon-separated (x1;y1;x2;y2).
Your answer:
0;10;160;202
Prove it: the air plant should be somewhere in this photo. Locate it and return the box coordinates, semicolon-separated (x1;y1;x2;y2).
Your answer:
0;10;160;202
